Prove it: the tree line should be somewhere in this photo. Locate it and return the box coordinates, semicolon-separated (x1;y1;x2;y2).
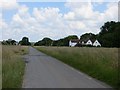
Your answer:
2;37;31;46
34;35;78;46
1;21;120;47
34;21;120;47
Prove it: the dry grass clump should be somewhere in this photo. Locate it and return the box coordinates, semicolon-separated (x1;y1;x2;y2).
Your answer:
2;45;28;88
0;45;2;89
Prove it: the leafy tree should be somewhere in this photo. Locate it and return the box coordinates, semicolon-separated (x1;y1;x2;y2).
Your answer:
80;33;97;41
34;37;53;46
52;35;78;46
2;39;16;45
19;37;31;45
35;35;78;46
99;21;116;35
11;40;16;45
98;21;120;47
64;35;78;46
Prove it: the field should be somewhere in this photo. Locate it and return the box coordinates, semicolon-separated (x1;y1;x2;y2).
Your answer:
35;46;119;88
0;45;2;89
2;45;28;88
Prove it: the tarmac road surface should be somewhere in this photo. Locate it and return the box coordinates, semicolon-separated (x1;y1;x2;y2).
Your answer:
22;47;112;88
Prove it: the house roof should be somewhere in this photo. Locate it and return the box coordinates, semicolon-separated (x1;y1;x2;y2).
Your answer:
70;39;100;44
70;39;80;43
80;38;96;43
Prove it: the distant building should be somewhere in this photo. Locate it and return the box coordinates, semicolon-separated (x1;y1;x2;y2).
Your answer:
69;39;101;47
86;40;93;46
85;39;101;47
93;40;101;47
69;39;80;47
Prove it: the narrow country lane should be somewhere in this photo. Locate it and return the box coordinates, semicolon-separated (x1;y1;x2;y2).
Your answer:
22;47;111;88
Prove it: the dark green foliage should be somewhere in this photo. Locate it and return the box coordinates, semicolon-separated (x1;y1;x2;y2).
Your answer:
52;39;65;46
34;37;53;46
53;35;78;46
11;40;16;45
34;35;78;46
98;21;120;47
80;21;120;48
19;37;31;46
2;39;17;45
80;33;97;42
34;21;120;47
2;21;119;48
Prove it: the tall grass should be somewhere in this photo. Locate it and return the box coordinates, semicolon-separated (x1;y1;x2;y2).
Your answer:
2;45;28;88
35;46;119;88
0;45;2;89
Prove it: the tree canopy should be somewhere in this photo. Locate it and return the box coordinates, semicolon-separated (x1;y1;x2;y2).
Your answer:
2;21;119;48
34;35;78;46
80;33;97;42
53;35;78;46
98;21;120;47
34;37;53;46
2;39;17;45
19;37;31;45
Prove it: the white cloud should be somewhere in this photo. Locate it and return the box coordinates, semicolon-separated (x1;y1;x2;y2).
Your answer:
64;2;118;32
2;2;118;41
0;12;7;30
64;12;75;20
68;21;86;30
13;14;23;24
33;7;63;23
33;8;46;22
0;0;19;10
18;5;29;15
104;3;118;21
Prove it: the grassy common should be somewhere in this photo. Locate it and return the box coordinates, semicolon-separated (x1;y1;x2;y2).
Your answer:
2;45;28;88
35;46;119;88
0;45;2;89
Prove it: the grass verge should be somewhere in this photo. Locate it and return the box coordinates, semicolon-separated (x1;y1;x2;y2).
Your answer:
0;45;2;89
2;45;28;88
35;46;119;88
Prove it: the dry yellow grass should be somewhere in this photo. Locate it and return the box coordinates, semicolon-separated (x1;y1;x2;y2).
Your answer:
2;45;28;88
0;45;2;89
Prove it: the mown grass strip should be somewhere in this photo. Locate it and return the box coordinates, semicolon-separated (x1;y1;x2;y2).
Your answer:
2;45;28;88
35;46;119;88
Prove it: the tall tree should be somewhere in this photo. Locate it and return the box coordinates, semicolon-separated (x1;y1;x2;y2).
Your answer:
80;33;97;41
53;35;78;46
34;37;53;46
98;21;120;47
19;37;31;45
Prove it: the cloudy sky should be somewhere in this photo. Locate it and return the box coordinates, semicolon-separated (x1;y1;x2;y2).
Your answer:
0;0;118;42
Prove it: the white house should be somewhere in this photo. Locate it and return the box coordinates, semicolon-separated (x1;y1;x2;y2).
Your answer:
69;39;79;47
82;41;84;45
93;40;101;47
85;39;101;47
86;40;93;46
69;39;101;47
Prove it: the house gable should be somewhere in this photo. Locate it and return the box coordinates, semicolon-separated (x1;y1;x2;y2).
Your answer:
69;39;79;47
86;40;92;45
69;39;101;47
93;40;101;47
